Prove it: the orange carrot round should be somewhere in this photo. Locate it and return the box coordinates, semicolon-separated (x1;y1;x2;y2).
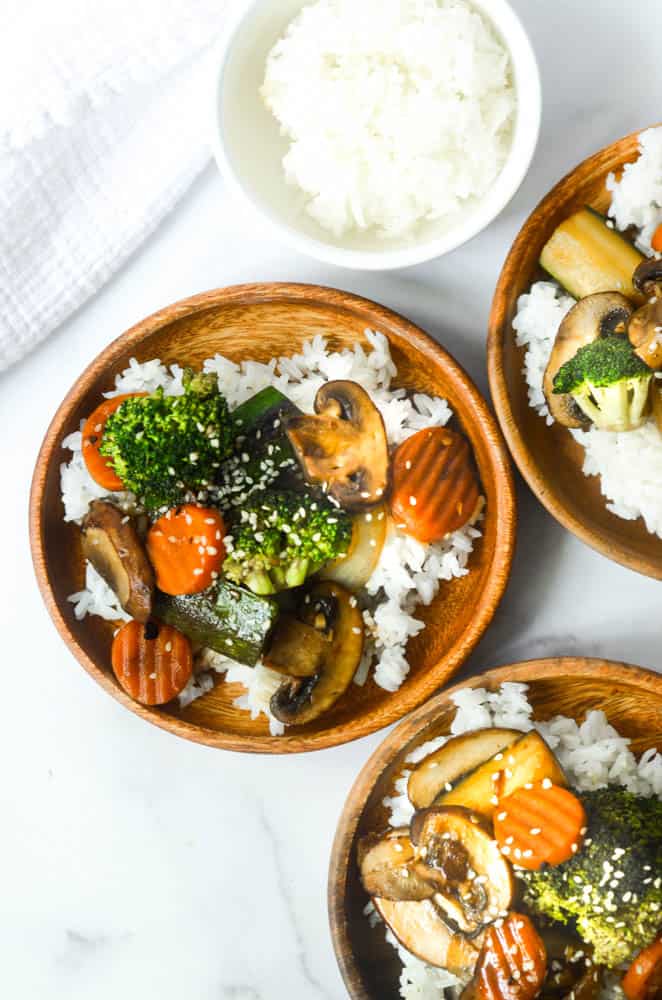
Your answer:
651;223;662;254
472;912;547;1000
82;393;146;490
389;427;481;543
622;935;662;1000
111;619;192;705
493;782;586;871
146;505;225;596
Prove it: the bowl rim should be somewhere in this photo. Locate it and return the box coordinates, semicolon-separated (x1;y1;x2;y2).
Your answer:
487;124;662;580
29;281;516;754
209;0;542;271
327;656;662;998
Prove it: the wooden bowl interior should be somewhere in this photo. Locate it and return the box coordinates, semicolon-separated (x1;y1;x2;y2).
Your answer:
489;129;662;578
32;285;514;752
330;660;662;999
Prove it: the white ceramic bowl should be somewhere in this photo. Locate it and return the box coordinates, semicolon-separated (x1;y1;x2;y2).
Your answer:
211;0;542;271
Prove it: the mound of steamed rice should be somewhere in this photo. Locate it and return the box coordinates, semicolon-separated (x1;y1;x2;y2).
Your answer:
370;683;662;1000
512;126;662;539
261;0;515;240
62;332;481;735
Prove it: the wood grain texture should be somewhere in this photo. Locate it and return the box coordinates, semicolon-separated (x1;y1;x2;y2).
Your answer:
328;658;662;999
488;125;662;579
29;283;516;754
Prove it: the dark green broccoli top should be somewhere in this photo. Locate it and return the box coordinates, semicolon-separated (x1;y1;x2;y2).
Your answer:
100;370;233;509
223;490;352;594
553;335;651;394
520;787;662;968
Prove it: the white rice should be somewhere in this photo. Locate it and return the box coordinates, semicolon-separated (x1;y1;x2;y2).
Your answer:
261;0;515;240
606;126;662;256
376;683;662;999
512;126;662;538
60;332;480;735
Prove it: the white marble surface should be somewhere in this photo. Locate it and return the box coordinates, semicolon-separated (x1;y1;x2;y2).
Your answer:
2;2;661;996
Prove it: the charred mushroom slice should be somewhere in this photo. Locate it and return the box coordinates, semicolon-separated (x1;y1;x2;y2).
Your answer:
407;729;522;811
269;582;364;725
263;615;330;678
543;292;634;427
628;259;662;370
358;828;439;902
286;381;389;509
410;806;514;936
81;500;155;622
374;897;480;973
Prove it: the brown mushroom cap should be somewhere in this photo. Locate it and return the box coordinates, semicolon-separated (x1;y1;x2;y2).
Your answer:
543;292;633;427
286;380;389;510
628;296;662;371
81;500;155;622
410;805;514;937
633;257;662;297
358;828;439;902
269;582;364;725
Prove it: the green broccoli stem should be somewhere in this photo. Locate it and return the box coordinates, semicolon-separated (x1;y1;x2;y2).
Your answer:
573;378;651;432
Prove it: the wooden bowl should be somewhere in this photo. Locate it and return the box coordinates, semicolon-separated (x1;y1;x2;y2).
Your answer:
30;283;515;753
488;125;662;578
328;657;662;998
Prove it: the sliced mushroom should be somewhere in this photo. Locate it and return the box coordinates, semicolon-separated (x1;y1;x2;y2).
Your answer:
319;505;387;590
374;897;480;973
81;500;155;622
410;806;514;937
439;731;567;819
633;258;662;298
263;615;330;677
407;729;522;811
628;260;662;370
543;292;634;427
358;828;439;902
286;381;389;509
269;582;364;725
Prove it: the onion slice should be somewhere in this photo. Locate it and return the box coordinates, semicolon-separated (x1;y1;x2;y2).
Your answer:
320;505;387;591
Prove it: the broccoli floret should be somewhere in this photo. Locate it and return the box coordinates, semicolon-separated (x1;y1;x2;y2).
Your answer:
223;490;352;594
552;335;652;432
520;787;662;968
100;370;233;509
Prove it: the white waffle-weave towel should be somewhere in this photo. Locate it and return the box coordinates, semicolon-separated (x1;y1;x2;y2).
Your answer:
0;0;227;372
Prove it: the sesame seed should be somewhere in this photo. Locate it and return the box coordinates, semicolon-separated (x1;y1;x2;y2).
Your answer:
205;517;215;524
405;460;412;470
444;782;453;792
490;795;499;806
529;827;541;836
497;811;508;821
494;753;504;761
409;496;417;506
541;777;552;789
524;782;533;789
149;672;157;680
352;627;362;635
192;568;203;576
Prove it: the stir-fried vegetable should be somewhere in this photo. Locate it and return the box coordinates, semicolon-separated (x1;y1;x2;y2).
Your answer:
146;505;225;596
622;935;662;1000
223;490;352;594
111;620;192;705
390;427;482;543
493;782;587;871
99;370;233;509
82;393;146;490
461;912;547;1000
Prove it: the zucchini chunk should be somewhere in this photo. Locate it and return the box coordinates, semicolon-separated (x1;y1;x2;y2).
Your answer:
540;208;644;301
154;580;278;666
